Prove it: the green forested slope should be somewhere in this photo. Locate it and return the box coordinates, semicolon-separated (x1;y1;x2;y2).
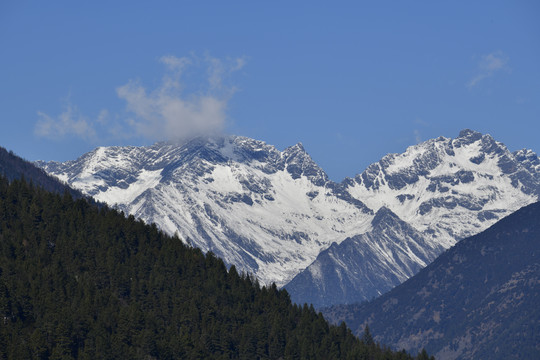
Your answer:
0;147;86;200
0;177;426;359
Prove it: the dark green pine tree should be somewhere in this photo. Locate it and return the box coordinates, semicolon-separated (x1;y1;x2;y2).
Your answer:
361;324;375;346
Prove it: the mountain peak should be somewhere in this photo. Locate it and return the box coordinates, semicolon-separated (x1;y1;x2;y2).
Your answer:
282;142;329;185
453;128;484;147
371;206;400;228
283;142;306;154
324;201;540;359
458;128;482;139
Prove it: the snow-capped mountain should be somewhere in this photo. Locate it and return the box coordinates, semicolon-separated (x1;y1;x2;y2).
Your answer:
285;129;540;306
37;136;374;286
36;130;540;296
346;129;540;247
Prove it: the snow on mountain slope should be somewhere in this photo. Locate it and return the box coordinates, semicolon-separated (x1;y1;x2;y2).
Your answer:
347;129;540;248
36;130;540;295
284;129;540;307
37;136;374;286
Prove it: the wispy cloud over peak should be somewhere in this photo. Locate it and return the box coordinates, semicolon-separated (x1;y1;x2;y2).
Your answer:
116;80;226;141
482;52;507;72
117;54;246;141
467;51;509;89
206;55;247;91
34;53;246;144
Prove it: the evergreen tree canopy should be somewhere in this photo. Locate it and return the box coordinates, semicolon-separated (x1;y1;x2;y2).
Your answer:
0;176;428;359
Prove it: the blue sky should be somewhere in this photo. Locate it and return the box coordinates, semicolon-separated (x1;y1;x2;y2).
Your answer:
1;1;539;181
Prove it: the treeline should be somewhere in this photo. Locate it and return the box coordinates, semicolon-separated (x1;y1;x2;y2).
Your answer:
0;176;431;359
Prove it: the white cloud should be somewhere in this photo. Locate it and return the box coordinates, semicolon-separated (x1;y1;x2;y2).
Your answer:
35;102;98;140
160;55;191;73
467;51;509;89
116;80;227;140
116;54;245;141
96;109;109;124
414;129;422;143
34;54;245;143
206;55;246;90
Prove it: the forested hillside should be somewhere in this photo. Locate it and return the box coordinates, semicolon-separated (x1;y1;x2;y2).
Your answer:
0;146;87;200
0;176;428;359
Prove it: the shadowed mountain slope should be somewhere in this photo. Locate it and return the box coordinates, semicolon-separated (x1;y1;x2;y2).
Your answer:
323;202;540;360
0;146;86;199
285;207;443;308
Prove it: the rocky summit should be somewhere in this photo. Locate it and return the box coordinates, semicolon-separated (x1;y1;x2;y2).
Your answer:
37;130;540;304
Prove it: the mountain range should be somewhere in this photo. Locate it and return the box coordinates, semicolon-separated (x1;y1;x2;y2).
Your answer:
322;200;540;359
286;129;540;306
36;129;540;306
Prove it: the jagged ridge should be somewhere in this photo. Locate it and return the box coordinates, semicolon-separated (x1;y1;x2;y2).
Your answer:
285;207;445;307
37;130;540;297
37;136;373;286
